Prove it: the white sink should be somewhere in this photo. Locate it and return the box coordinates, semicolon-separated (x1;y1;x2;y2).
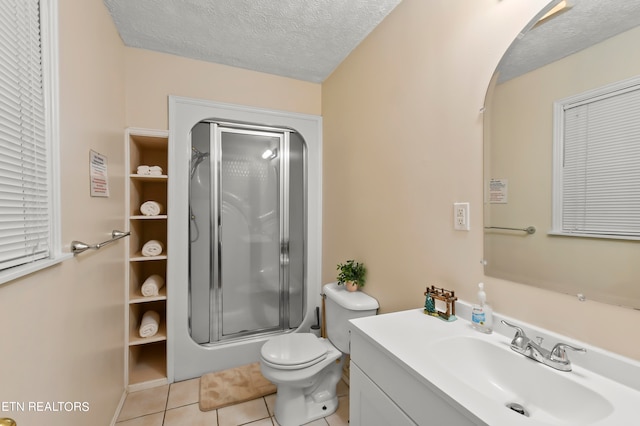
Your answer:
430;336;613;424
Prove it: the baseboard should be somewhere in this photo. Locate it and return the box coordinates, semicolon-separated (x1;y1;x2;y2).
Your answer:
110;389;127;426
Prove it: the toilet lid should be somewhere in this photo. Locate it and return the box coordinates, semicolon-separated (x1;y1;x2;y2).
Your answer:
261;333;328;369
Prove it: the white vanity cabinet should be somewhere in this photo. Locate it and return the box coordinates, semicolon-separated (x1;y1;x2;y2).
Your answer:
349;328;478;426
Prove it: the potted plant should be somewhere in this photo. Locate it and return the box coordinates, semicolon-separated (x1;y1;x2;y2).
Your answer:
336;259;366;292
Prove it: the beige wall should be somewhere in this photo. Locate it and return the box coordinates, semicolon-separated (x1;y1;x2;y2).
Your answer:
124;47;321;129
487;26;640;307
322;0;640;361
0;0;127;424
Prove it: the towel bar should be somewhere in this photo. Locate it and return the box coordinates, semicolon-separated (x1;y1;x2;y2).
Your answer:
72;230;130;254
484;226;536;235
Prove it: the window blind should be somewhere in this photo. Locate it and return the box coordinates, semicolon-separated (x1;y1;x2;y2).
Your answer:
0;0;50;270
561;84;640;237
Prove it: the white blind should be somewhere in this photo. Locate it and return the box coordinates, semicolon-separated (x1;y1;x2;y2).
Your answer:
0;0;50;269
562;84;640;237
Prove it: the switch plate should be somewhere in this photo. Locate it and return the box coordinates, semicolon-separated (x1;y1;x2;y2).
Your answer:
454;202;470;231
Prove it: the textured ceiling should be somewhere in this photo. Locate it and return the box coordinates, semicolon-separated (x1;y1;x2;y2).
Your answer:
498;0;640;82
103;0;403;83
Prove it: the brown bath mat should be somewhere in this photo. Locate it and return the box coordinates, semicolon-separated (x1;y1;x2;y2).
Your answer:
199;362;276;411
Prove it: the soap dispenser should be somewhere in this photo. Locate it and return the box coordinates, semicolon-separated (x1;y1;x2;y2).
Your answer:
471;283;493;333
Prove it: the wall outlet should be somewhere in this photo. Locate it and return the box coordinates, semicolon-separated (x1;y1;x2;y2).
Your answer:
454;202;470;231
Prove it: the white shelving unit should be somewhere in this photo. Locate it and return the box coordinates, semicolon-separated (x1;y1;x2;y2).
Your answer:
125;128;169;391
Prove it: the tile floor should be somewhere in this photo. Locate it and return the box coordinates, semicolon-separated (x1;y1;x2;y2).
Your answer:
116;378;350;426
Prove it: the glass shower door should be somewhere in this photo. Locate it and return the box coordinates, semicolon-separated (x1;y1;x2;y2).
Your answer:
217;128;283;338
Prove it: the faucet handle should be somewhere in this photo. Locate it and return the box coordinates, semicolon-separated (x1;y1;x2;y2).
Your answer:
550;343;587;362
501;320;528;349
501;320;526;337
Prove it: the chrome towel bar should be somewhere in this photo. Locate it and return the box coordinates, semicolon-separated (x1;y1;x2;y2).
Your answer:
484;226;536;235
72;230;130;254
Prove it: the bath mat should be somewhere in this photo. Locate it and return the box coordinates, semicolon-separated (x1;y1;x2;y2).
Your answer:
199;362;276;411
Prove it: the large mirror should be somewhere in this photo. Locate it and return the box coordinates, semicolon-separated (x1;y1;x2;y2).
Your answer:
483;0;640;309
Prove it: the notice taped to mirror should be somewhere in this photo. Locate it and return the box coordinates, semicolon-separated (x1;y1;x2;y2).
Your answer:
489;179;507;203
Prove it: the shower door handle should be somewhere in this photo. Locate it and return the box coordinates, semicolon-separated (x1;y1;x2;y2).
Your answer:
280;241;289;266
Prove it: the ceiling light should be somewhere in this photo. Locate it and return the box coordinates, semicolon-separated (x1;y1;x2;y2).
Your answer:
262;149;277;160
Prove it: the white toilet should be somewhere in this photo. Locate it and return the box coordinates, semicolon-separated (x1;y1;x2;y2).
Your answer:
260;282;379;426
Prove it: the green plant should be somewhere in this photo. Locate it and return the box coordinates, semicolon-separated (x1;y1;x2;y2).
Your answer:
336;259;366;287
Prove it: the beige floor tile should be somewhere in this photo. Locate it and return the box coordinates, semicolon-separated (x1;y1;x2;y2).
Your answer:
245;418;274;426
270;410;331;426
115;412;164;426
264;394;276;417
303;418;329;425
167;378;200;409
118;385;169;422
163;402;218;426
324;395;349;426
272;415;327;426
218;398;270;426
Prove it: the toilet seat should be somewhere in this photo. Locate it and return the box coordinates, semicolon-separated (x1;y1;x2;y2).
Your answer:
261;333;328;370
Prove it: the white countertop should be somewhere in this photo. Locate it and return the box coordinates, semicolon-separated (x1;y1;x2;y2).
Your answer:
349;305;640;425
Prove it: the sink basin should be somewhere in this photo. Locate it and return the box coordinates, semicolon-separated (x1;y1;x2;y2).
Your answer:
429;336;614;424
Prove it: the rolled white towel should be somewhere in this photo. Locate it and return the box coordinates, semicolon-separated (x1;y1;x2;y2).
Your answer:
149;165;163;176
139;310;160;338
140;200;163;216
137;165;150;175
141;240;164;257
141;274;165;297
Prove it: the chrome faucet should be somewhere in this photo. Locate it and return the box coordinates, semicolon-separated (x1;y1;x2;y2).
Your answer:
501;320;586;372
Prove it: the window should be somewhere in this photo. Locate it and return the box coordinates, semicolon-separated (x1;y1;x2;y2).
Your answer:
0;0;68;284
552;76;640;239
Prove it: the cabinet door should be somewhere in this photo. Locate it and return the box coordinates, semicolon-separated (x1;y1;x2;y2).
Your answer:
350;363;417;426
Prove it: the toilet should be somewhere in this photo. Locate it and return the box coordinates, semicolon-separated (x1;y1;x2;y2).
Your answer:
260;282;379;426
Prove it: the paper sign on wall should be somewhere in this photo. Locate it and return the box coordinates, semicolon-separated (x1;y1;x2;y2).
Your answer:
489;178;507;204
90;150;109;197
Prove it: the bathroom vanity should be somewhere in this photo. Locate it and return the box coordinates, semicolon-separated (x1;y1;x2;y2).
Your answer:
348;305;640;425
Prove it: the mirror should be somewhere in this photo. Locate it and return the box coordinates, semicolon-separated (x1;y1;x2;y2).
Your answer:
483;0;640;309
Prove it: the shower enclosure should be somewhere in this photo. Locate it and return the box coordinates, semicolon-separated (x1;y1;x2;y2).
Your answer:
189;121;305;344
168;97;322;382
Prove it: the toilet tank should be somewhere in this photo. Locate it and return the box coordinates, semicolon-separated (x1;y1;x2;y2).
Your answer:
323;282;379;353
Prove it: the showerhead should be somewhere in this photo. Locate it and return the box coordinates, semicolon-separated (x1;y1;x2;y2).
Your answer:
191;147;210;179
192;146;210;160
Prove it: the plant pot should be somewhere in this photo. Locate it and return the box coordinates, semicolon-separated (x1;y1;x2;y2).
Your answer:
345;281;359;292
